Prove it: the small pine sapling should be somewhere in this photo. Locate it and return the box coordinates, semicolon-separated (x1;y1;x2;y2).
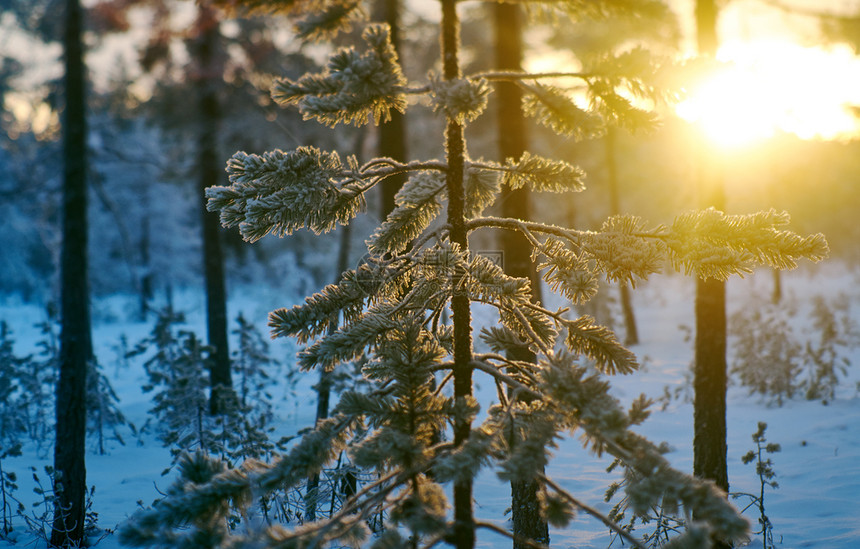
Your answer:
733;422;781;549
86;358;132;455
729;293;858;406
803;295;858;403
132;308;291;467
0;444;24;539
154;333;212;462
24;465;100;547
23;317;59;453
23;466;60;544
129;307;213;464
121;2;827;548
0;322;28;447
232;313;279;411
111;333;131;376
604;451;690;547
214;313;303;464
729;305;802;406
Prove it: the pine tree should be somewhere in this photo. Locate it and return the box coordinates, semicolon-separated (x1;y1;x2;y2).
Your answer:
121;2;828;548
692;6;732;549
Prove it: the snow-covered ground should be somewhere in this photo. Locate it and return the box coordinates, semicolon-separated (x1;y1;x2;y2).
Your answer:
1;263;858;548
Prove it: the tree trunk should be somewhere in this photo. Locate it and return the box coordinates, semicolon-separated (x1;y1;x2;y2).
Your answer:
52;0;90;545
139;213;153;320
693;2;731;547
771;268;782;304
442;1;474;547
693;277;728;487
605;127;638;345
493;4;549;547
193;4;233;415
376;0;407;220
306;220;351;521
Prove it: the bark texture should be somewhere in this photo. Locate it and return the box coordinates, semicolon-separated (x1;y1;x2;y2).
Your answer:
605;127;638;345
52;0;90;544
376;0;408;220
493;4;549;547
694;2;731;547
441;2;475;547
193;4;234;414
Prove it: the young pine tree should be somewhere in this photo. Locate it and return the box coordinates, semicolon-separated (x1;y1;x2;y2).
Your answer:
121;2;827;548
86;358;130;455
0;322;28;447
25;318;60;453
130;307;213;463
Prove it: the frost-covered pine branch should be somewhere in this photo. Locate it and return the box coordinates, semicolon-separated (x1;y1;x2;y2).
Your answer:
122;1;830;548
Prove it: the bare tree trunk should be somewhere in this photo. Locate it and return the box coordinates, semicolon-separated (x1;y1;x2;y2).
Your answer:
52;0;90;544
693;2;731;548
441;1;475;547
306;220;352;522
193;3;234;414
771;268;782;304
605;127;639;345
493;4;549;547
376;0;407;220
139;218;153;319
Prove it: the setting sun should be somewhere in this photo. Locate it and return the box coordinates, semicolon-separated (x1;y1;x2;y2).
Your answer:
677;40;860;148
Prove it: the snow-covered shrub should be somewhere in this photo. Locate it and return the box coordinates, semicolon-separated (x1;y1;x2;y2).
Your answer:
0;314;58;455
130;307;295;468
729;306;802;406
730;292;858;405
802;294;859;402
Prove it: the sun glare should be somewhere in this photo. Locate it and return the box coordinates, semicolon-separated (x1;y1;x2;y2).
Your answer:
676;40;860;148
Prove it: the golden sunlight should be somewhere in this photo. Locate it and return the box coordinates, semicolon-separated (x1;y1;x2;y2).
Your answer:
677;39;860;148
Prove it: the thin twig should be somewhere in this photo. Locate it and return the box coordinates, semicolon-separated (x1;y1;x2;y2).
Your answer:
469;70;593;82
471;360;542;401
467;216;585;245
475;520;551;549
539;474;648;549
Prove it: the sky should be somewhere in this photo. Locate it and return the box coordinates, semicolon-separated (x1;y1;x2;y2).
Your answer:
671;0;860;145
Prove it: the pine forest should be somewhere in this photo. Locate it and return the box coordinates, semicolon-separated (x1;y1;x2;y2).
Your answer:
1;1;860;548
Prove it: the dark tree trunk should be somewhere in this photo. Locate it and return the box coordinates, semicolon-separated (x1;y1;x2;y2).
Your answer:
193;4;233;414
696;0;719;55
693;276;728;487
139;218;153;320
306;220;352;522
441;1;474;547
493;4;549;547
605;127;639;345
376;0;407;220
52;0;90;545
693;2;731;547
771;268;782;304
